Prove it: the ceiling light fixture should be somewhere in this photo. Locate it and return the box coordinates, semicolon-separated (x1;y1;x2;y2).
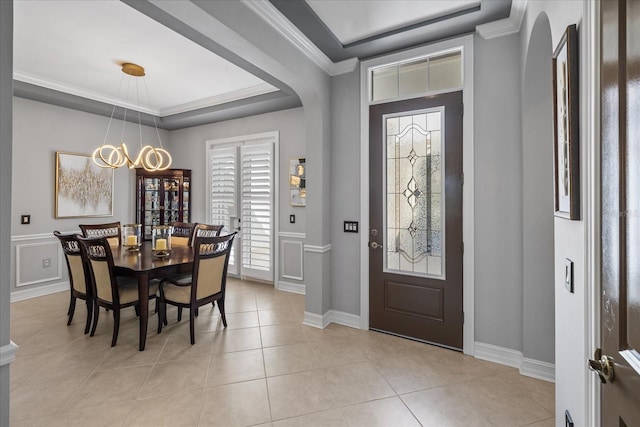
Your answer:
92;63;172;172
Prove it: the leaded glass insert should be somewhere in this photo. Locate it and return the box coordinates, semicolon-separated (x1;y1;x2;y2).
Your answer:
385;110;444;278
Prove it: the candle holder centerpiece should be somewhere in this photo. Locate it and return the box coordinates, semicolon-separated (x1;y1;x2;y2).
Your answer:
122;224;142;252
152;225;172;257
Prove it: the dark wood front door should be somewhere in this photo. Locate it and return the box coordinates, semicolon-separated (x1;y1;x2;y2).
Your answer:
599;0;640;424
369;92;463;350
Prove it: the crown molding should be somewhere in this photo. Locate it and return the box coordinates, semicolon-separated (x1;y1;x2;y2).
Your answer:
476;0;527;40
13;70;161;116
159;83;278;116
242;0;358;76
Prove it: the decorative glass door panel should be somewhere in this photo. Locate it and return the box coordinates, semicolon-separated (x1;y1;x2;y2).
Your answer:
384;108;444;279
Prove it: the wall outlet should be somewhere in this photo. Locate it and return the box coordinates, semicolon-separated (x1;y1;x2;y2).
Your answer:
42;258;51;268
21;214;30;224
289;214;295;224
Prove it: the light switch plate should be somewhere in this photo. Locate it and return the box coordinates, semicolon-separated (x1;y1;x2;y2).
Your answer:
564;259;574;293
344;221;358;233
289;215;295;224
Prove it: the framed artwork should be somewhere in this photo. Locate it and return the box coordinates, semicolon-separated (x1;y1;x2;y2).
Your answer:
552;24;580;220
55;151;114;218
290;158;306;207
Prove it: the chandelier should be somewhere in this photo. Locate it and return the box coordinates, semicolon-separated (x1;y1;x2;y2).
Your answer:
92;63;172;172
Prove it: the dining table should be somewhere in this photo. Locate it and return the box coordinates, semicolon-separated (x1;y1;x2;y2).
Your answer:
111;243;194;351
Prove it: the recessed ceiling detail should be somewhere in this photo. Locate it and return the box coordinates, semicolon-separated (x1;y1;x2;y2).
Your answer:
269;0;512;61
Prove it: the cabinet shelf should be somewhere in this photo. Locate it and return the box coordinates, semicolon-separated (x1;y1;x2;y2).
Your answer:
136;168;191;240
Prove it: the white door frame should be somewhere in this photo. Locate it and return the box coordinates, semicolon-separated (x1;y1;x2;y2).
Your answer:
205;131;280;284
359;35;475;355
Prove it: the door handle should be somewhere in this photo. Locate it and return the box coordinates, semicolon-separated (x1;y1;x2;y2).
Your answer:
369;241;383;249
588;348;614;384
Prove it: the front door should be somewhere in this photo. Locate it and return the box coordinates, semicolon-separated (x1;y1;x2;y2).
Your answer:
598;0;640;424
369;92;463;349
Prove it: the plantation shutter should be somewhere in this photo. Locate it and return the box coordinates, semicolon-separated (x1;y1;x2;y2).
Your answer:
240;143;273;281
209;146;238;273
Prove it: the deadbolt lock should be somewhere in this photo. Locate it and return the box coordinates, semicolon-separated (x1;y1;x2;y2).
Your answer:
371;229;378;236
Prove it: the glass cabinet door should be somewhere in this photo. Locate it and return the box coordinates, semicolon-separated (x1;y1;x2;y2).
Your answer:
143;178;161;240
163;177;181;224
183;177;190;223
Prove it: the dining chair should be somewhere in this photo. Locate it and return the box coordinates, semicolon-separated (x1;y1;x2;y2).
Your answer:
79;221;122;247
170;222;198;247
193;223;224;239
54;231;93;334
77;236;159;347
157;233;236;344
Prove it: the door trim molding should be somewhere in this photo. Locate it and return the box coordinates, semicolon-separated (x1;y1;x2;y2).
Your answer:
359;34;475;355
584;0;601;425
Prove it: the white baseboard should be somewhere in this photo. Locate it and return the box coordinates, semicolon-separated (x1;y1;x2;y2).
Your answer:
474;341;555;383
303;309;361;330
277;280;305;295
11;282;68;303
0;341;18;367
521;357;556;383
303;311;328;329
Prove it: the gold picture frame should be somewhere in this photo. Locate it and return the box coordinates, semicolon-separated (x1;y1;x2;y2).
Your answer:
289;158;306;207
55;151;114;218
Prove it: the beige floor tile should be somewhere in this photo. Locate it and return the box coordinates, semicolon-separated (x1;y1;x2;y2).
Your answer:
157;332;215;362
401;384;495;427
224;311;260;330
124;388;204;426
260;323;309;347
258;308;303;326
263;342;317;377
62;365;153;410
10;284;556;427
372;352;449;394
10;373;88;422
138;356;210;399
199;379;271;427
206;349;265;386
267;362;395;420
211;327;263;354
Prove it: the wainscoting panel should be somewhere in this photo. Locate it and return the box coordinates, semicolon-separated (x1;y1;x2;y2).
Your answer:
281;239;303;281
15;241;62;287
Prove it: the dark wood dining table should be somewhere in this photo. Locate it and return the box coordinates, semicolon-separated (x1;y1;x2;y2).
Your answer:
111;243;193;351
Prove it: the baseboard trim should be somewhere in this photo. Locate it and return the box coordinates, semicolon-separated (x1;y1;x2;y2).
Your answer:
474;341;555;383
277;280;305;295
302;311;328;329
11;282;68;302
303;309;361;330
521;357;556;383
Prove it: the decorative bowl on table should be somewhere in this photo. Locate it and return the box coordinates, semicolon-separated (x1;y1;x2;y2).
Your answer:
122;224;142;252
152;225;173;257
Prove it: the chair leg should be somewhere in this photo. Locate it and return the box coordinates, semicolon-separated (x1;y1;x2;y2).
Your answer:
157;301;164;334
189;307;196;345
177;307;183;322
134;304;140;317
218;299;227;328
67;294;77;325
84;299;93;335
111;309;120;347
90;306;100;337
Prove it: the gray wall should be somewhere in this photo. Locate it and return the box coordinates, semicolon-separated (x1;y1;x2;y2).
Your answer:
330;69;361;315
522;13;555;365
473;33;525;351
0;1;13;424
11;97;169;294
167;107;306;286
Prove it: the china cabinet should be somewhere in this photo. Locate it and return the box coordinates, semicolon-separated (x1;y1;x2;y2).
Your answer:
135;169;191;240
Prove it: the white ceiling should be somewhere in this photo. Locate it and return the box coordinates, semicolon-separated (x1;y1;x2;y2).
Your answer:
306;0;481;44
13;0;278;117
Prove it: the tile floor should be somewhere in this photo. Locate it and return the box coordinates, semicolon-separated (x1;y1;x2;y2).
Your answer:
9;278;555;426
